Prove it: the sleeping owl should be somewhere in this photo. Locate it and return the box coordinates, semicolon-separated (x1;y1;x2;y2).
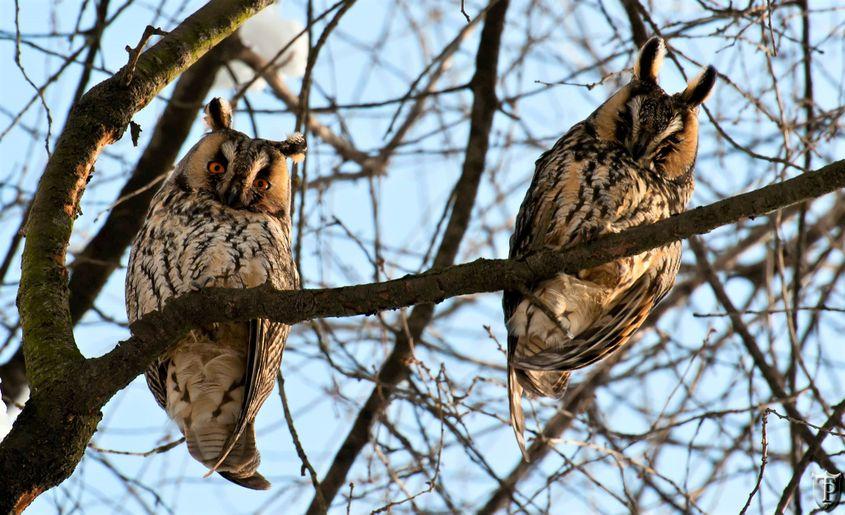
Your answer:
126;98;305;489
504;37;716;457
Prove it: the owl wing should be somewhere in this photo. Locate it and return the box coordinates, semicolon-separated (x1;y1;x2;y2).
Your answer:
243;320;290;426
502;139;565;329
208;270;298;475
503;132;584;459
145;362;169;410
510;271;654;371
505;127;663;368
504;127;591;356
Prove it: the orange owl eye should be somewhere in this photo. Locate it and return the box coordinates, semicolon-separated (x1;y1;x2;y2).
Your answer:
207;161;226;175
253;178;271;191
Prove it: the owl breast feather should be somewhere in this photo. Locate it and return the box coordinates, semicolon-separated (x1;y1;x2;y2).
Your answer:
127;187;294;323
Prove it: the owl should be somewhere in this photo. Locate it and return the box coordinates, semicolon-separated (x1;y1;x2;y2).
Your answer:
126;98;305;489
504;37;716;457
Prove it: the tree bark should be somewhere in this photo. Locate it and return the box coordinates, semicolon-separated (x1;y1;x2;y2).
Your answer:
3;0;845;508
305;1;510;511
0;34;239;409
1;1;272;510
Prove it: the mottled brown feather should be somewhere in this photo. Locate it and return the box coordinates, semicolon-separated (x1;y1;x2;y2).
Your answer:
504;37;715;459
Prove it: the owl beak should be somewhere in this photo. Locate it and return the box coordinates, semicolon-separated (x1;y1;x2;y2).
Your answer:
225;186;242;207
630;135;650;160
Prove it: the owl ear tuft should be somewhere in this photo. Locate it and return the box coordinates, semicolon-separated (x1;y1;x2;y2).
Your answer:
277;133;306;163
634;36;666;82
204;97;233;130
681;66;717;106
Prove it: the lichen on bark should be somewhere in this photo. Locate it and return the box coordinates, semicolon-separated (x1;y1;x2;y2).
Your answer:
1;0;273;510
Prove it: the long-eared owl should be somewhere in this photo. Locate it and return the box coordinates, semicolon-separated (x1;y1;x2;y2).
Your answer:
504;37;716;457
126;98;305;489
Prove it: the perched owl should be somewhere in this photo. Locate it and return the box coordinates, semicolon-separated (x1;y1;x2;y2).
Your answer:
126;98;305;489
504;37;716;457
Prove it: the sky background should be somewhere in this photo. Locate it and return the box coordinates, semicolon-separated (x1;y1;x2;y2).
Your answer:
2;0;845;513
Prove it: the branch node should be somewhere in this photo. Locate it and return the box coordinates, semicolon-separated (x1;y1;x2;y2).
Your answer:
121;25;167;86
129;121;142;147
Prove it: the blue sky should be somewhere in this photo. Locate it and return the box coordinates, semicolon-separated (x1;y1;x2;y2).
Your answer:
3;0;845;513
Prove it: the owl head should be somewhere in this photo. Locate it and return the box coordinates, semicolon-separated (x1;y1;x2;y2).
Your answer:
172;98;306;217
589;37;716;179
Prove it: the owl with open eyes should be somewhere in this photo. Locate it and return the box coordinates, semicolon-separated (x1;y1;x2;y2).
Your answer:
504;37;716;457
126;98;305;489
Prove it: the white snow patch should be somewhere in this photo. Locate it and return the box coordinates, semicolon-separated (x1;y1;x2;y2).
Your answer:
213;5;308;91
0;381;29;442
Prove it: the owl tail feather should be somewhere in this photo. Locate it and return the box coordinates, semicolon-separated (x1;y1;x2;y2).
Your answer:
518;367;571;399
189;421;268;489
508;366;530;462
219;470;271;490
508;360;572;462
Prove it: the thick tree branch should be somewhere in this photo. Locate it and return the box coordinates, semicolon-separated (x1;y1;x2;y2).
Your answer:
1;1;272;510
3;127;843;513
85;157;845;408
67;36;239;325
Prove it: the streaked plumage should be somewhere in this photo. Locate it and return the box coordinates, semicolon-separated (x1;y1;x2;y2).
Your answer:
126;98;305;489
504;37;716;457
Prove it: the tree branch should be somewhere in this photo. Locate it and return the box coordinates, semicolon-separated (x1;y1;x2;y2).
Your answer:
619;0;648;47
304;1;510;510
83;157;845;409
3;116;843;514
691;238;840;474
1;1;272;510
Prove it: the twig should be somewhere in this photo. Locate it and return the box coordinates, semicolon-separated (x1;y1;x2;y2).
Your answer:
766;408;845;438
460;0;471;23
775;399;845;513
121;25;166;86
278;372;326;512
88;437;185;457
691;238;840;474
739;410;768;514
